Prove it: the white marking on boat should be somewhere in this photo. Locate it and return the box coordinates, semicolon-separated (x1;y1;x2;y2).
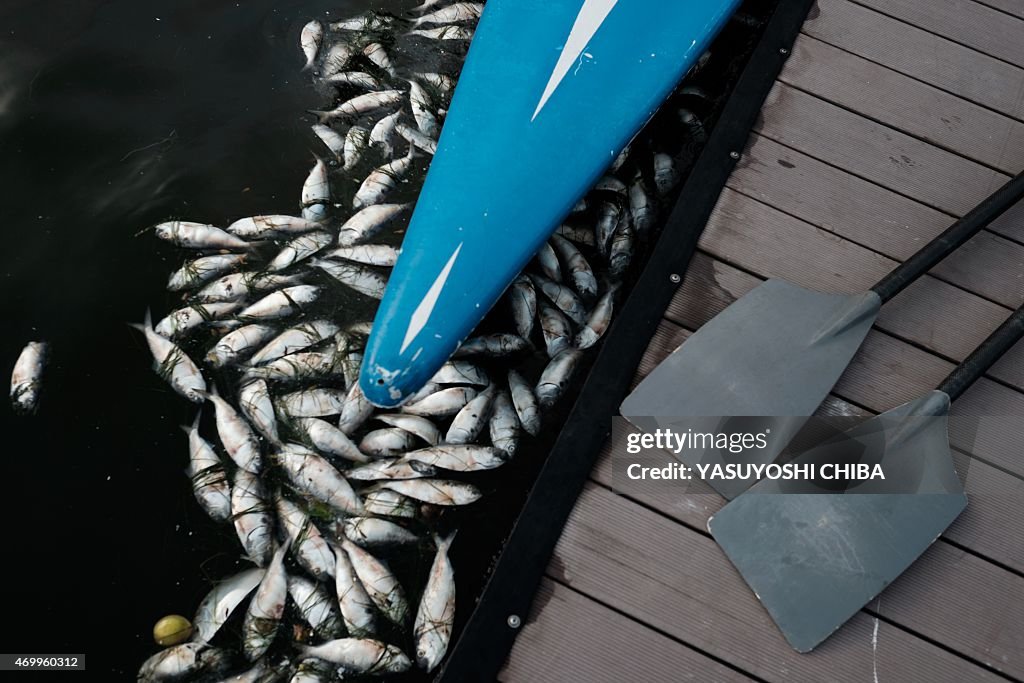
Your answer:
400;243;463;354
531;0;618;121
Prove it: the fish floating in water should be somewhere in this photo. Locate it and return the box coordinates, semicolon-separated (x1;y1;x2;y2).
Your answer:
10;341;47;414
132;2;710;679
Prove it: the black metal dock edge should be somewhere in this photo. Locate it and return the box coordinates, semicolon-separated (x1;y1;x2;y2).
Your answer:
436;1;816;679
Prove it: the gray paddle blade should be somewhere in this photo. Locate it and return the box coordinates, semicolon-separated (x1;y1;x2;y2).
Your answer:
621;279;880;499
708;391;967;653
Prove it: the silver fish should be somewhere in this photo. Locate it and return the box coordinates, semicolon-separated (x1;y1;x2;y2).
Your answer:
348;457;435;481
294;417;369;463
376;479;482;506
311;260;387;299
238;285;321;320
192;568;265;644
288;574;343;639
242;543;288;661
300;638;410;674
300;20;323;70
267;230;335;272
194;272;302;303
250;320;339;366
594;175;627;195
231;468;275;566
594;200;621;256
138;642;228;683
340;350;364;390
402;386;476;417
369;110;402;156
610;144;631;173
429;360;490;387
324;70;381;91
154;302;241;339
331;13;393;31
629;174;656;236
575;286;616;349
167;253;247;291
403;444;506;472
555;223;596;247
154;221;252;250
197;388;261;472
414;2;483;26
301;158;330;209
343;517;418;546
408;25;474;40
375;414;441;446
352;153;416;210
550;233;597;299
327;243;399;267
182;415;231;523
444;387;495;444
608;222;634;278
289;659;332;683
321;42;355;79
507;274;536;338
333;545;379;637
276;495;335;581
414;532;457;672
395;120;437;155
508;369;541;436
132;311;206;403
227;215;320;239
342;538;409;624
358;428;418;458
453;333;530;357
405;380;442;405
238;379;279;444
362;42;396;76
413;72;456;94
312;90;404;121
653;152;679;198
337;203;409;247
10;341;46;414
343;124;371;172
530;274;587;326
207;324;277;368
534;241;562;282
246;350;335;382
338;382;375;434
275;443;364;515
277;387;347;418
537;348;583;409
488;390;520;456
408;80;438;137
312;123;345;159
538;299;572;358
362;489;418;518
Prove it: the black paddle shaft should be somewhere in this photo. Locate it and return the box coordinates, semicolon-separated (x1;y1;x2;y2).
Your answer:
939;304;1024;402
871;171;1024;303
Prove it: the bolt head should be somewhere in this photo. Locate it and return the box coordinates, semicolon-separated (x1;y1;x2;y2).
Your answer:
669;273;681;284
507;614;522;629
779;47;790;55
729;151;740;160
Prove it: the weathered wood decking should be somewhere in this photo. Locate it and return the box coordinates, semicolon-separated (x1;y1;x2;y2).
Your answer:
501;0;1024;680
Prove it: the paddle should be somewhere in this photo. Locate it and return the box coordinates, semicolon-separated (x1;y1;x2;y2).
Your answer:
707;302;1024;653
621;170;1024;499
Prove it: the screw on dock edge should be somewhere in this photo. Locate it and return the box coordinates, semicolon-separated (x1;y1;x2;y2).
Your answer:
669;273;682;284
507;614;522;629
729;150;740;160
779;46;790;55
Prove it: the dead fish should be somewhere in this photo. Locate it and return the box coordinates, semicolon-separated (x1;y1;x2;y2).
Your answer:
555;223;596;247
508;369;541;436
227;215;320;239
251;320;339;366
289;659;332;683
10;341;46;414
238;379;280;444
358;428;418;458
362;489;418;518
231;468;275;566
131;311;206;403
300;20;323;70
247;350;335;382
238;285;321;321
277;387;347;418
488;390;520;456
341;538;409;624
410;0;448;13
369;110;402;157
332;546;378;638
414;532;457;672
337;203;409;246
444;387;495;444
570;197;588;214
312;90;404;122
608;222;634;278
375;414;441;446
312;123;345;159
408;80;438;137
594;175;627;195
321;42;356;79
338;382;375;434
537;348;583;409
340;350;364;390
343;517;418;547
429;360;490;387
550;233;597;299
402;386;476;417
403;444;506;472
408;25;474;40
352;152;416;210
182;414;231;523
154;302;241;339
324;70;381;91
453;333;530;357
327;243;399;267
197;387;262;473
534;241;562;282
207;324;277;368
242;543;288;661
653;152;679;198
629;174;656;236
331;13;393;31
348;457;435;481
414;2;483;26
413;71;455;95
507;274;536;338
594;201;621;256
405;381;442;405
167;253;247;291
276;495;335;580
194;272;302;304
575;286;616;349
294;417;369;463
610;144;631;173
538;300;571;358
275;443;364;515
300;638;410;674
362;42;396;76
311;259;387;299
288;575;343;639
192;568;265;644
268;230;335;272
395;120;437;155
343;124;371;172
530;274;587;326
154;221;253;251
138;642;229;683
301;158;330;208
377;479;482;506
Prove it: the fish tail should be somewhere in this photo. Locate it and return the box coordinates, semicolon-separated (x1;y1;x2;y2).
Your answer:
181;411;202;435
128;309;153;333
307;109;331;124
434;530;457;552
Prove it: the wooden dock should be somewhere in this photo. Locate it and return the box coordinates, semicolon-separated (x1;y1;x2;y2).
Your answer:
501;0;1024;680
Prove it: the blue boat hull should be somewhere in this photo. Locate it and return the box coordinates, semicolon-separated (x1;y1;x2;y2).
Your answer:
361;0;740;407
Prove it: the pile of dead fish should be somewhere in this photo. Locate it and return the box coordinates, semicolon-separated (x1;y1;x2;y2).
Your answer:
135;2;698;681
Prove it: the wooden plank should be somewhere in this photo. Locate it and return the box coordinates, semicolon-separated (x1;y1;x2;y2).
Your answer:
804;0;1024;121
500;578;752;683
755;82;1014;222
552;484;1013;682
779;35;1024;173
973;0;1024;21
854;0;1024;67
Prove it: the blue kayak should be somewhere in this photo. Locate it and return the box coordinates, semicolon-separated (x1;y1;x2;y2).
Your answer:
361;0;740;407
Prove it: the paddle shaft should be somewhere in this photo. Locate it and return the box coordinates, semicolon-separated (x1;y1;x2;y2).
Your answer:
871;171;1024;303
939;305;1024;402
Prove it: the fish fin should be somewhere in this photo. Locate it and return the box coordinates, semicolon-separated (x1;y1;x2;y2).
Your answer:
307;110;331;124
433;530;457;552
